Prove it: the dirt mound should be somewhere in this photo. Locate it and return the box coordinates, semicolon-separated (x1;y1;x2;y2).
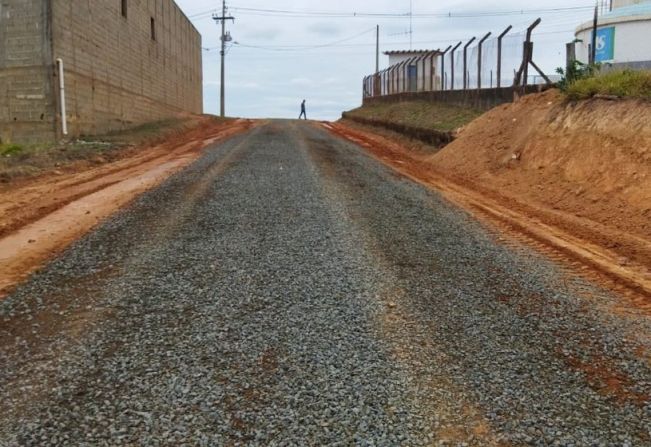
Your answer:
431;89;651;240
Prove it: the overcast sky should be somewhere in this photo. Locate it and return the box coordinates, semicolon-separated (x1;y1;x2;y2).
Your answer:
174;0;598;120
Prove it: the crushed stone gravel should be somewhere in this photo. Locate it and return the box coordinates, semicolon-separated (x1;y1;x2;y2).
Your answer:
1;121;649;446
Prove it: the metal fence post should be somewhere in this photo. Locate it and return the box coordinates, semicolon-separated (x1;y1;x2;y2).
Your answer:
403;59;409;93
463;37;476;91
450;41;462;90
427;50;440;91
393;64;399;94
395;61;403;94
439;45;452;91
383;68;389;95
497;25;512;88
524;19;541;88
416;55;426;92
392;64;398;94
394;62;400;94
477;32;492;90
422;55;427;91
515;18;541;89
403;57;417;93
395;61;404;94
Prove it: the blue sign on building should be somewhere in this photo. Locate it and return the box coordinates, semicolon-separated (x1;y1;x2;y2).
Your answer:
594;27;616;62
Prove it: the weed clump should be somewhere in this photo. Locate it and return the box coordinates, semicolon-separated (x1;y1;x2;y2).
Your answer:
557;62;651;100
566;69;651;100
1;144;23;157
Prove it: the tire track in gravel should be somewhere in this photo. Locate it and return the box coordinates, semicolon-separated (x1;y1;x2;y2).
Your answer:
1;121;436;445
0;129;259;436
2;121;649;446
292;122;506;446
0;121;256;299
297;123;651;446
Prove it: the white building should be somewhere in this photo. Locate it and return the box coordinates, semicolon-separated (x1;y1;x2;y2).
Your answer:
575;0;651;68
384;50;441;93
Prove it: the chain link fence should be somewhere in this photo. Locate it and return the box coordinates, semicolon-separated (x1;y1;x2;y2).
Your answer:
364;19;556;99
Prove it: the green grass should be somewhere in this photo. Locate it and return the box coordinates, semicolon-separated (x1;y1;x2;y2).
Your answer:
343;101;482;132
565;69;651;100
0;144;24;156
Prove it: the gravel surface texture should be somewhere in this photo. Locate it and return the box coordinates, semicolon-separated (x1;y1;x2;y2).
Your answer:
1;121;650;446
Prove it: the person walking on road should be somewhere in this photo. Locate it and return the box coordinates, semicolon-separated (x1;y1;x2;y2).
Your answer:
299;100;307;120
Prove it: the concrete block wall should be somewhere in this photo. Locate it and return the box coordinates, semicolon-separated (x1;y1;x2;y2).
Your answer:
0;0;202;143
0;0;56;143
51;0;203;138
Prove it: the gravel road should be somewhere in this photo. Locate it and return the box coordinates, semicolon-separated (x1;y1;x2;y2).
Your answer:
1;121;650;446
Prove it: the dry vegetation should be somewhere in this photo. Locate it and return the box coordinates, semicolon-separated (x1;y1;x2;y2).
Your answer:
0;116;228;182
344;100;482;132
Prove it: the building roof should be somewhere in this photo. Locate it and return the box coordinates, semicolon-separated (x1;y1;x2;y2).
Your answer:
383;49;440;55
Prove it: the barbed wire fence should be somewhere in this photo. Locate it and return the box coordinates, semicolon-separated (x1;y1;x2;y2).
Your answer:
363;18;561;100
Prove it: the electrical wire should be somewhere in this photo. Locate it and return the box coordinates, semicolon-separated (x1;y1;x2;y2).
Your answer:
189;5;596;21
202;27;578;53
203;27;377;52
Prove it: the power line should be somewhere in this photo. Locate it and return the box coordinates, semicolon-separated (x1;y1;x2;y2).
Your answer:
202;27;578;53
203;27;376;52
189;5;596;20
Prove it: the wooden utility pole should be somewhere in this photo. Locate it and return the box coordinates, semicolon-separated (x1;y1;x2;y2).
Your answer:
213;0;234;117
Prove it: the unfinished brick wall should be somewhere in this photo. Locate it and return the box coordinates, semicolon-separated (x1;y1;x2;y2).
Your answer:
0;0;203;143
0;0;56;143
50;0;203;138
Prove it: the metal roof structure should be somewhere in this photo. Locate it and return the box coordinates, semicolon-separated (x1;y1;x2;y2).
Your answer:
383;49;441;55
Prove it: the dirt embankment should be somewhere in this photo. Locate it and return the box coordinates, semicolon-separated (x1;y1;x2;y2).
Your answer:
433;89;650;240
328;90;651;302
345;100;482;132
0;117;255;297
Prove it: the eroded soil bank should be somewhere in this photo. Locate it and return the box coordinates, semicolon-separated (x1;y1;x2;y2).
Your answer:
330;91;651;301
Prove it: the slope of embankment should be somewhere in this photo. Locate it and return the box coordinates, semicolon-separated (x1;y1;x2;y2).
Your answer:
432;89;650;240
344;100;482;133
332;90;651;299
